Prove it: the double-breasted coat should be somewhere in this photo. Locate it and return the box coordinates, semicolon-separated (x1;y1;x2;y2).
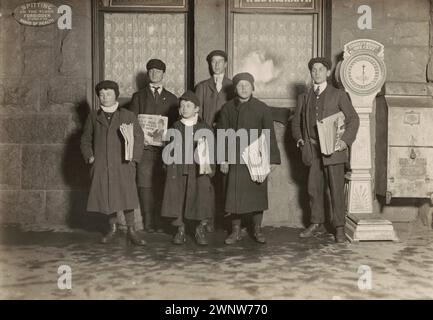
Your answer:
291;85;360;167
161;118;215;221
129;86;178;188
218;97;281;214
80;108;144;214
195;76;233;128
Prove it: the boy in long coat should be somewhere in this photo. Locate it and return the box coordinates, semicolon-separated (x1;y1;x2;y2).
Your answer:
291;57;360;243
161;91;215;245
218;73;281;245
81;80;146;245
129;59;178;233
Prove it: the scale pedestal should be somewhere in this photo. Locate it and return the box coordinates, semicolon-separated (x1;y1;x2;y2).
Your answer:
339;39;398;242
345;214;399;242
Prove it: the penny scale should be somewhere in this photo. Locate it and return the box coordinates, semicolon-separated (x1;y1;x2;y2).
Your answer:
338;39;398;242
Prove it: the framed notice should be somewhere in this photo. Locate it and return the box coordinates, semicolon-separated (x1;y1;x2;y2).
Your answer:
234;0;315;10
109;0;186;8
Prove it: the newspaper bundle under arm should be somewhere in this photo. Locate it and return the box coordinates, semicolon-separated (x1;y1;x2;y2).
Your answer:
241;134;270;183
316;111;345;155
120;123;134;161
197;137;212;175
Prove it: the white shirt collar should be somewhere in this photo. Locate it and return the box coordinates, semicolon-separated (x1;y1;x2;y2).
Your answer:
150;84;163;94
180;114;198;127
213;74;224;83
100;102;119;113
313;81;327;95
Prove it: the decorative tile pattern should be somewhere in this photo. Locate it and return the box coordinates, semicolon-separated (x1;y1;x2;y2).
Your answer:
104;13;185;97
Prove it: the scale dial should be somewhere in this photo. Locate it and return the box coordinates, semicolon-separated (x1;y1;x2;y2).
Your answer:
341;53;386;96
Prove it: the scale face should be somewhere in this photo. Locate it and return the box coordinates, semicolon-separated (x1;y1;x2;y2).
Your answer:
341;52;386;96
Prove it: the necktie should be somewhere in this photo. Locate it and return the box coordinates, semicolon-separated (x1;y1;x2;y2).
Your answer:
153;87;160;102
315;86;320;97
215;78;222;92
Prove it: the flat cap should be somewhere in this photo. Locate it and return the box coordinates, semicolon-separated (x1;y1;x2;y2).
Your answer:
180;90;200;107
95;80;119;98
308;57;332;71
206;50;228;62
146;59;166;72
233;72;255;90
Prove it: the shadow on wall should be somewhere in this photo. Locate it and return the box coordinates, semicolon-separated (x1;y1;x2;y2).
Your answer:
285;83;310;227
61;100;105;232
118;71;150;109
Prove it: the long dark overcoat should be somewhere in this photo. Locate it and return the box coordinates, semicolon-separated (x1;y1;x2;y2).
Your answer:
218;97;281;214
80;108;144;214
161;119;215;221
195;76;233;128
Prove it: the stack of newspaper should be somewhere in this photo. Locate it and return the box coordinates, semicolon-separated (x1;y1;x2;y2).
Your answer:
242;134;270;183
316;111;346;155
197;137;212;175
120;123;134;161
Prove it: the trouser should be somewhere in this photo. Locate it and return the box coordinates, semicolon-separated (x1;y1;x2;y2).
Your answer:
138;187;161;229
108;209;135;227
228;211;263;228
308;143;346;228
210;169;226;229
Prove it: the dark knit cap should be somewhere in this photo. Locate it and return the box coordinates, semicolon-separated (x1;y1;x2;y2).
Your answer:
146;59;166;72
308;57;332;71
206;50;228;62
180;90;200;107
95;80;119;98
233;72;255;90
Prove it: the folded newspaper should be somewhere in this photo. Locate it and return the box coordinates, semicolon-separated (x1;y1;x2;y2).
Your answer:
197;137;212;175
241;134;270;183
316;111;345;156
137;114;168;147
120;123;134;161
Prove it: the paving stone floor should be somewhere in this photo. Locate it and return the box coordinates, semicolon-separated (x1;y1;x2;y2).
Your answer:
0;221;432;299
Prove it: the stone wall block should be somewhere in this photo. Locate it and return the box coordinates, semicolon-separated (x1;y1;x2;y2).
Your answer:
0;145;21;189
0;115;69;144
22;144;89;190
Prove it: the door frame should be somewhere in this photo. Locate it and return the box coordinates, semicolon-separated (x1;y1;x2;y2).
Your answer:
91;0;194;108
226;0;331;78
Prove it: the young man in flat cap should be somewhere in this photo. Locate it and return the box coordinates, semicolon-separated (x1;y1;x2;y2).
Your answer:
292;57;360;243
218;72;281;245
129;58;178;233
195;50;234;233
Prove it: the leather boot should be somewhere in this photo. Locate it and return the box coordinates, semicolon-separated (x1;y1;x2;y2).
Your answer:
225;224;242;245
101;223;117;244
173;225;186;245
144;212;155;233
126;226;146;246
335;226;346;243
253;225;266;244
195;223;208;246
299;223;325;238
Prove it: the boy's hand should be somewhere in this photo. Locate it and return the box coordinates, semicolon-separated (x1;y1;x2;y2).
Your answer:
296;139;305;148
220;162;229;174
88;156;95;164
335;140;348;151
